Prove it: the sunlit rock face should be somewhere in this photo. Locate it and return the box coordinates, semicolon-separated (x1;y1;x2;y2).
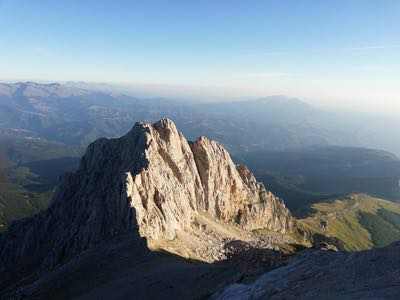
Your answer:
124;119;294;261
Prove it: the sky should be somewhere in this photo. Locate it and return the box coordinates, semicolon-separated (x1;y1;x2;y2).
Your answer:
0;0;399;113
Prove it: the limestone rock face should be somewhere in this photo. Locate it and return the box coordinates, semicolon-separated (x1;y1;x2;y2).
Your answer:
125;119;294;260
0;119;295;279
126;119;204;242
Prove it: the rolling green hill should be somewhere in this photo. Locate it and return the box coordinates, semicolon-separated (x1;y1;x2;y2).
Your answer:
0;163;57;231
0;140;80;231
0;181;51;232
300;194;400;251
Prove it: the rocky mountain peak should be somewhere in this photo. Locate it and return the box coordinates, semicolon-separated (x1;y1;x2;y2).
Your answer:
123;119;295;260
0;119;296;283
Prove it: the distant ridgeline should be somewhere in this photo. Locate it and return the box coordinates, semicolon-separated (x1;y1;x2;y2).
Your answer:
1;81;400;156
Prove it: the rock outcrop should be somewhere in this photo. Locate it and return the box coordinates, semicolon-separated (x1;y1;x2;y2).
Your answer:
0;118;295;286
127;119;294;260
214;241;400;300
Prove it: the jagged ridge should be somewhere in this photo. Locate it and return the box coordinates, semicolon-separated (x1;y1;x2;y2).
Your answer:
0;118;294;283
127;119;294;260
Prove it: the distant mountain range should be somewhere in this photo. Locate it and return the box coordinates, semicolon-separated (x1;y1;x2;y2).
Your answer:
1;81;400;156
1;81;400;226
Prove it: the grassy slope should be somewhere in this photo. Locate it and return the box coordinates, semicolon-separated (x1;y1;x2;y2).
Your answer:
300;194;400;251
0;182;52;231
0;166;54;231
0;138;80;231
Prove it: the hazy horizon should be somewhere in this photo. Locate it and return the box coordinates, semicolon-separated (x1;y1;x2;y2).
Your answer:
1;79;398;117
1;1;399;114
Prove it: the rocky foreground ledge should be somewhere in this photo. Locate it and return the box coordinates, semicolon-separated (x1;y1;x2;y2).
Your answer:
214;241;400;300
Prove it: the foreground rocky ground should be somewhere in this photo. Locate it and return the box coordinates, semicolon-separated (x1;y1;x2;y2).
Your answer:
2;237;399;299
214;241;400;300
0;234;237;299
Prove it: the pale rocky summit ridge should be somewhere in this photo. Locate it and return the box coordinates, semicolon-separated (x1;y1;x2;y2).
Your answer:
0;118;295;281
125;119;294;260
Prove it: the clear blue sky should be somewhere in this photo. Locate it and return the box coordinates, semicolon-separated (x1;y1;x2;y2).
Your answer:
0;0;399;111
